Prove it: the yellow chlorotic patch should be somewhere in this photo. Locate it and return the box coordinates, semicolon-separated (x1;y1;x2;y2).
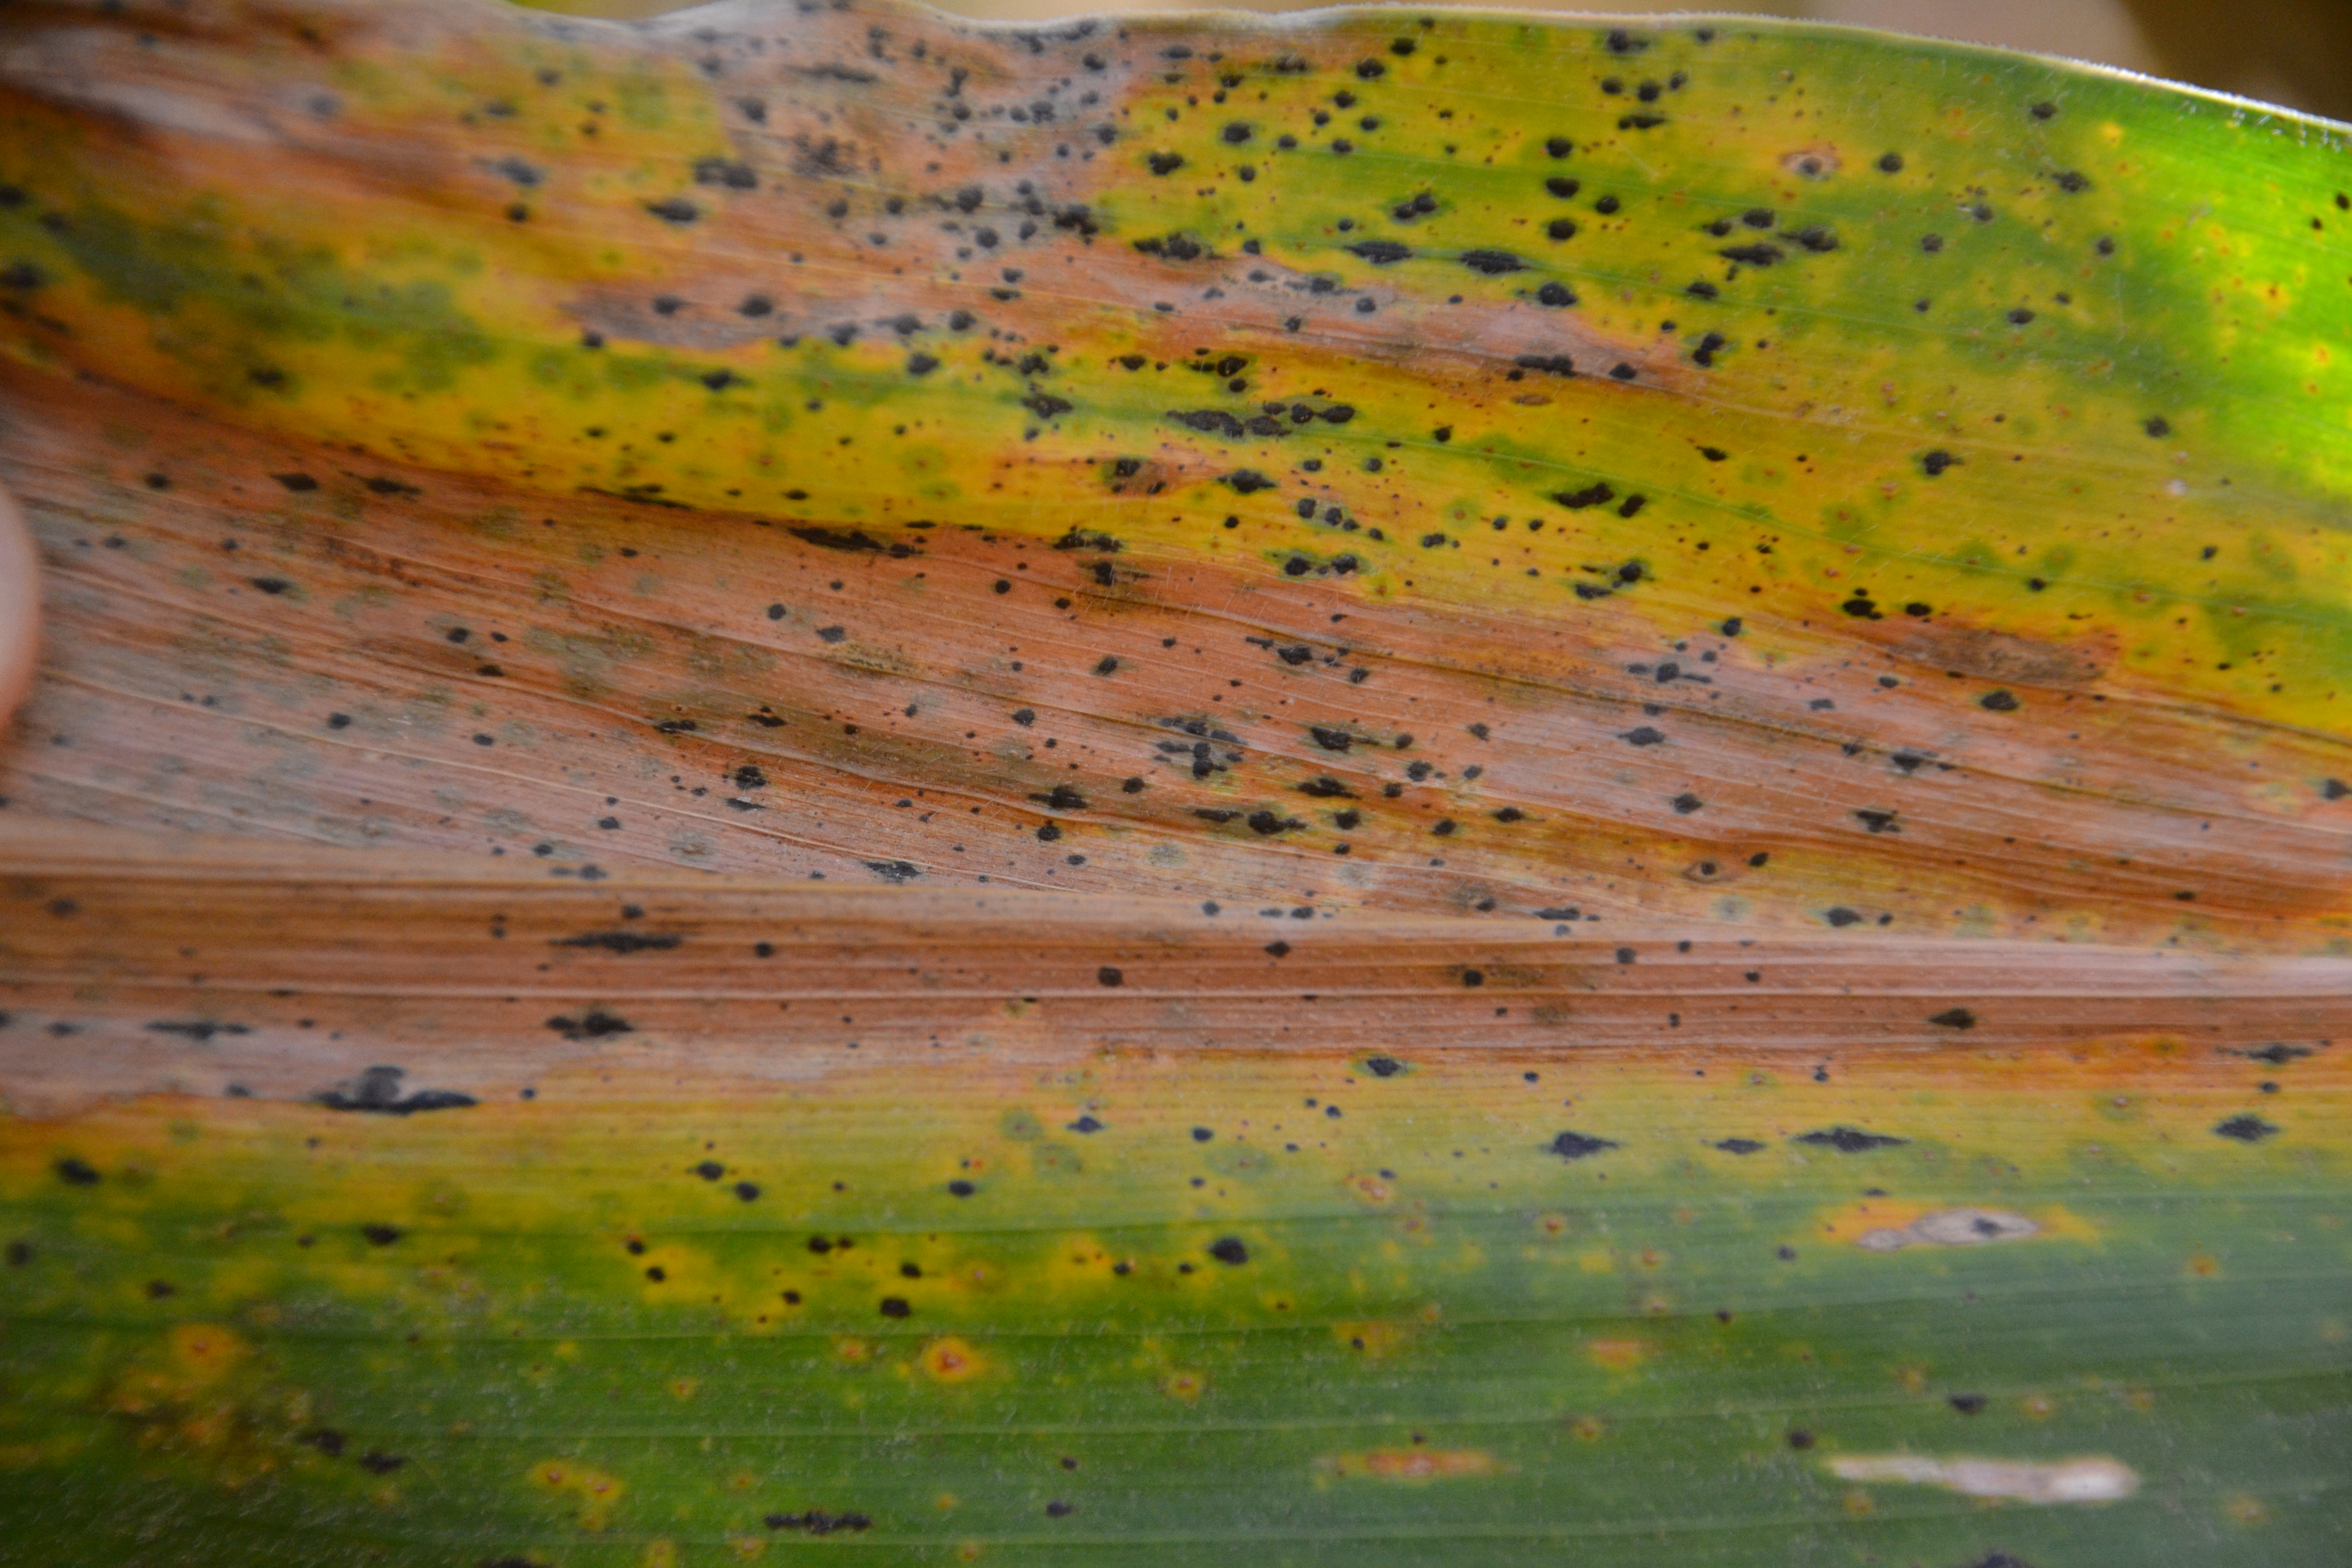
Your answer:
528;1459;626;1530
1585;1338;1652;1372
1332;1320;1414;1359
917;1336;988;1384
167;1324;248;1386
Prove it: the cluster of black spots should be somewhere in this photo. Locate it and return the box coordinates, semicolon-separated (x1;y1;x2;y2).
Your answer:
1224;470;1276;494
2144;415;2172;438
1146;151;1184;175
1920;450;1958;477
1978;690;2020;713
1691;332;1728;366
862;860;919;884
1794;1126;1906;1152
1552;483;1615;510
1536;282;1577;307
765;1512;872;1535
1134;232;1208;261
1363;1056;1405;1077
1719;241;1781;266
644;197;699;224
1392;190;1439;222
148;1020;250;1043
692;157;756;190
1346;238;1410;264
1549;1130;1619;1160
54;1156;101;1186
1876;152;1904;174
545;1010;633;1041
1853;808;1898;835
1516;354;1576;377
2213;1114;2280;1143
1712;1138;1766;1155
1459;249;1525;276
553;930;681;954
361;1224;403;1247
1207;1236;1250;1264
316;1066;478;1115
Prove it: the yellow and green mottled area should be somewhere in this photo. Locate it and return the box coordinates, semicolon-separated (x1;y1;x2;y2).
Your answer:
3;1047;2347;1565
1;0;2350;727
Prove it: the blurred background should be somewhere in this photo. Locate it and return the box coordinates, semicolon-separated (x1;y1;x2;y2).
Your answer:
521;0;2352;122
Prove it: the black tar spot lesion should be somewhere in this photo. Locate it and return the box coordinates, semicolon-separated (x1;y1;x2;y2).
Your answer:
1548;1130;1619;1160
1793;1126;1906;1152
316;1065;477;1114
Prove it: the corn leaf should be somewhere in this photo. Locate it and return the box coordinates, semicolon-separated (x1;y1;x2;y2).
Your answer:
0;0;2346;1563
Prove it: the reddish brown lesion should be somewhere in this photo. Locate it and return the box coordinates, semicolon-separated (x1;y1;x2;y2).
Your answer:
0;364;2342;950
0;815;2342;1114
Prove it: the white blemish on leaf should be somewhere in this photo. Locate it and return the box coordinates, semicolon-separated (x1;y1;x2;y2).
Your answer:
1855;1208;2038;1252
1829;1454;2138;1504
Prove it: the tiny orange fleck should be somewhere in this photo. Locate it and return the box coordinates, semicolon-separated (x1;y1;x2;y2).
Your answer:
1321;1448;1501;1481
